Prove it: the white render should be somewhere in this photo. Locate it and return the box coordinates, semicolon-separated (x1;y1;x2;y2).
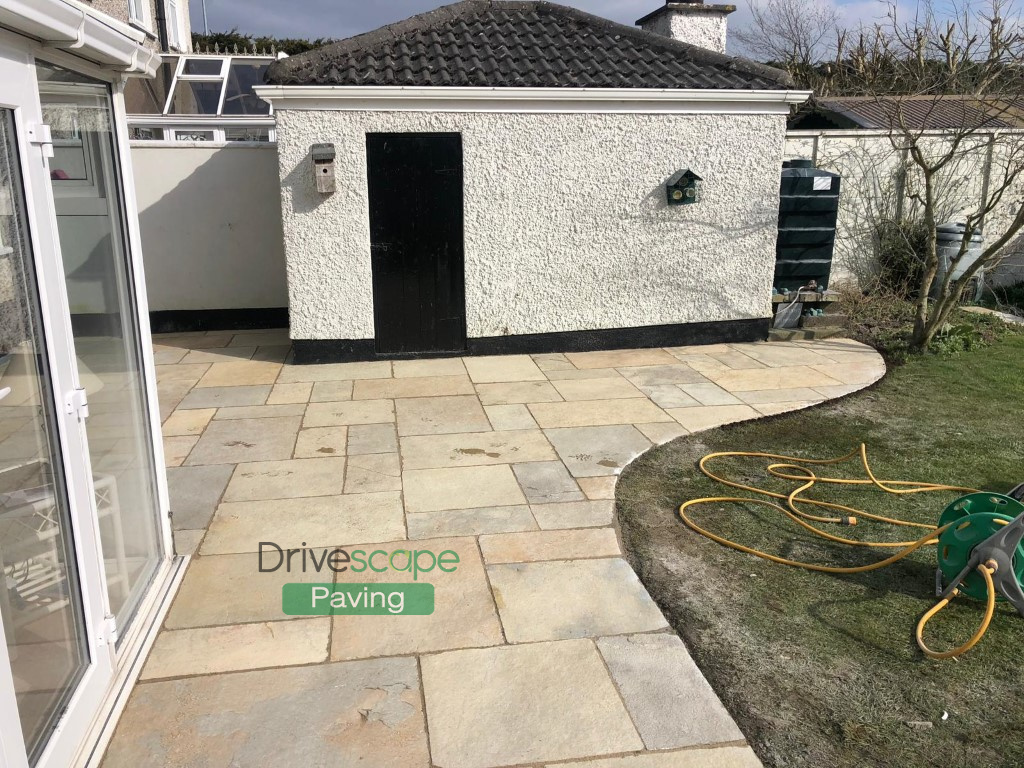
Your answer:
273;106;786;342
130;143;288;312
639;8;732;54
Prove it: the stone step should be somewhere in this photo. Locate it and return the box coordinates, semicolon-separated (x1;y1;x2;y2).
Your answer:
769;326;848;342
801;313;848;328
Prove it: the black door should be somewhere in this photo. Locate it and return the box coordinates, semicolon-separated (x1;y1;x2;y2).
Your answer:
366;133;466;354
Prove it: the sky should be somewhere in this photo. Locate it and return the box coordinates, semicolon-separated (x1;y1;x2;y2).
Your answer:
185;0;907;51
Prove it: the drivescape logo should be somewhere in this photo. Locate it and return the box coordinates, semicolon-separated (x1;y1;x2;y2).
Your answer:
262;542;455;616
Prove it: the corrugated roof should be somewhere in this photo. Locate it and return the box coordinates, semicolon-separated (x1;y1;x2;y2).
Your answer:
265;0;791;90
791;96;1024;130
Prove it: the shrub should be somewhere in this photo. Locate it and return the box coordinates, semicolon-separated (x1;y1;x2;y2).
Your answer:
875;219;931;299
984;280;1024;316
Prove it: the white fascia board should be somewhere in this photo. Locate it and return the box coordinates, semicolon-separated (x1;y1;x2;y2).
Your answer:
252;85;813;114
0;0;157;76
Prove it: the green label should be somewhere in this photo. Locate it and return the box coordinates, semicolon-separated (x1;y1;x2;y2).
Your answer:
282;583;434;615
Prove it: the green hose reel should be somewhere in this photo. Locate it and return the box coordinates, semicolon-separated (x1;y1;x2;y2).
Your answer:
936;492;1024;611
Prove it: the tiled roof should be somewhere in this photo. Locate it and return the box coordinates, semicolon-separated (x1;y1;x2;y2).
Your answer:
266;1;791;90
791;96;1024;130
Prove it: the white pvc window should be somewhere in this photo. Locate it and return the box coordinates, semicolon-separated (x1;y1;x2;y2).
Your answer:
129;124;275;143
162;56;272;116
127;0;151;30
164;0;183;51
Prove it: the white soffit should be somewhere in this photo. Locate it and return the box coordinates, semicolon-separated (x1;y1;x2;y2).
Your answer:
0;0;159;76
252;86;813;114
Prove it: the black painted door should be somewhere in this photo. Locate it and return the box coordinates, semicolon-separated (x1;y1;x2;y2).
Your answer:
366;133;466;354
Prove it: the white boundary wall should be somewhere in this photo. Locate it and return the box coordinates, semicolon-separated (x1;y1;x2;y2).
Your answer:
785;129;1024;287
130;142;288;312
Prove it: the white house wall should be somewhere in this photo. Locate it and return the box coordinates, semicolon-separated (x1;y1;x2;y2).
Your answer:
275;109;785;342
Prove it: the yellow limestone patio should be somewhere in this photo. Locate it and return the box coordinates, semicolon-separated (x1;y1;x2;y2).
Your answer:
104;332;885;768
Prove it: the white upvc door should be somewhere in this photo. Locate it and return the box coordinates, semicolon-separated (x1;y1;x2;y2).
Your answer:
0;40;116;768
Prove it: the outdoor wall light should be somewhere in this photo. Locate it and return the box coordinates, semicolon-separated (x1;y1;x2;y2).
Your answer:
666;169;702;206
311;143;336;194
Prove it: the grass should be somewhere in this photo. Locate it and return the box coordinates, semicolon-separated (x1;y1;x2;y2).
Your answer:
616;330;1024;768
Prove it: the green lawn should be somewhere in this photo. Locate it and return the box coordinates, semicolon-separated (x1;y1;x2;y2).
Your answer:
616;331;1024;768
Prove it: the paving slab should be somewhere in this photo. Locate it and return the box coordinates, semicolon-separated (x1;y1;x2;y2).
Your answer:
267;381;312;404
162;435;197;467
531;500;615;529
309;380;354;402
305;399;395;427
406;504;537;539
529;398;672;428
202;492;405;554
396;395;490;435
177;384;270;409
548;746;764;768
103;658;430;768
480;527;620;564
400;429;556;469
141;618;330;680
667;404;761;433
195;360;281;388
354;375;475;400
330;536;503;660
597;633;745;749
294;426;347;458
393;357;467;378
403;465;527;513
179;347;255;365
475;380;562;405
487;558;667;642
421;640;642;768
483;403;538;430
566;348;679;369
166;464;234;530
551;377;644;401
166;553;321;629
463;354;546;383
578;476;617;499
184;416;302;466
635;421;689;444
223;457;347;501
344;453;402;493
278;360;392;383
161;408;215;436
212;403;306;420
348;423;399;455
512;460;584;503
545;425;653;477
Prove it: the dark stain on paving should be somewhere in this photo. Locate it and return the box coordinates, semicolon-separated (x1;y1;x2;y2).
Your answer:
457;448;502;458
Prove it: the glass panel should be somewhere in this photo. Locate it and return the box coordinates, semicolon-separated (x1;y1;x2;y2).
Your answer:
181;58;222;76
0;109;89;765
224;126;270;142
173;130;215;142
128;127;163;141
166;81;222;115
37;63;163;633
222;62;271;115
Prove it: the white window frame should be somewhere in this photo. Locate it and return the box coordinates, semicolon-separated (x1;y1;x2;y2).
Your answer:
164;0;185;52
127;0;152;33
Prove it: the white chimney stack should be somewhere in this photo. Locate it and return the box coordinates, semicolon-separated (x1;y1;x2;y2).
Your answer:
636;0;736;55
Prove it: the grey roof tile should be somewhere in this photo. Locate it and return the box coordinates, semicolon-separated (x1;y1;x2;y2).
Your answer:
266;0;790;90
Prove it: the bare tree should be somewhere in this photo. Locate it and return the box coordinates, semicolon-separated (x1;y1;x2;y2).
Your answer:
734;0;840;73
840;0;1024;349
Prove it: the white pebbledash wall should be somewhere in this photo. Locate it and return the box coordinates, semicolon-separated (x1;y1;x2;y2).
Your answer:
274;108;785;342
639;9;730;53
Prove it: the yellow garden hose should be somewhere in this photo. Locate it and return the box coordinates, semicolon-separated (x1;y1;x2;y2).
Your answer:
677;444;1001;659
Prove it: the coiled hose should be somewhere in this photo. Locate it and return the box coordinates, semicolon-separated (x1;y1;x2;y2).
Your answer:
677;444;999;659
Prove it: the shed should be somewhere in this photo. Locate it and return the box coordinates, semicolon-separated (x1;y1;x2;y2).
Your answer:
255;0;809;362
